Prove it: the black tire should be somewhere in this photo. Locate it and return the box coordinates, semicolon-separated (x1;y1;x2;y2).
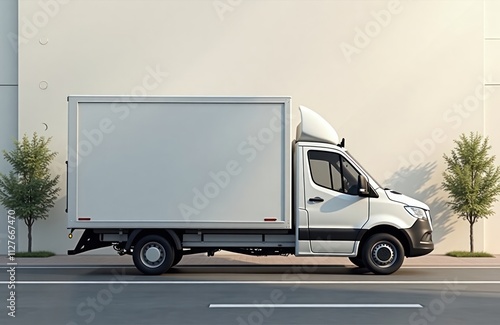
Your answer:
133;235;174;275
349;256;365;268
172;250;183;267
362;233;404;275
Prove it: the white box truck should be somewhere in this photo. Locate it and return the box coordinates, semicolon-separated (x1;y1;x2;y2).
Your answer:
67;96;433;275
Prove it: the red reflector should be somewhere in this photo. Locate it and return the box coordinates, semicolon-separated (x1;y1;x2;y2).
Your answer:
264;218;277;222
78;217;91;221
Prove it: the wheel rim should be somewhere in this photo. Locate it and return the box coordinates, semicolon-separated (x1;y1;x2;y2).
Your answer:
371;241;397;268
140;241;166;268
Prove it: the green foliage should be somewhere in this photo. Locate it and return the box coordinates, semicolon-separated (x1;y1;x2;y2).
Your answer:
0;133;60;252
15;251;56;258
446;251;494;257
442;132;500;252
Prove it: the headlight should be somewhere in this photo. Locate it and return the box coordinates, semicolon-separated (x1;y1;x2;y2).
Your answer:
405;206;428;219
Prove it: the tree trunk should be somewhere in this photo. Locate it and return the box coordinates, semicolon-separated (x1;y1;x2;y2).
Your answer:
28;223;32;253
469;221;474;253
25;218;33;253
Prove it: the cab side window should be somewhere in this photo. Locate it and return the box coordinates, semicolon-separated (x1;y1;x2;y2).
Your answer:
308;150;361;195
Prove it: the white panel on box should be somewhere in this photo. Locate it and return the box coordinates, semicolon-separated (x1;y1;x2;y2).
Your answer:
68;96;291;229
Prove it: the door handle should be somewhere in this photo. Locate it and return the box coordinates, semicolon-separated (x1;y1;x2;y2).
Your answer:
308;196;324;203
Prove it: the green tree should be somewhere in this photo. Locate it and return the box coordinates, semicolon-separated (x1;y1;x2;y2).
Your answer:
442;132;500;252
0;133;60;252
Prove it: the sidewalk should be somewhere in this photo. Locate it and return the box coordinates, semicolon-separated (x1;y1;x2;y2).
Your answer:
4;253;500;267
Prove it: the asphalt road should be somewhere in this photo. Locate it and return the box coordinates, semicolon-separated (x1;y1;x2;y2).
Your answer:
1;265;500;325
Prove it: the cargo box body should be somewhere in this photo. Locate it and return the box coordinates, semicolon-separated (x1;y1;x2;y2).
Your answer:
67;96;292;229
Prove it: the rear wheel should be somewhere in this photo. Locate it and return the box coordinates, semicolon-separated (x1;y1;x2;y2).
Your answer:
362;233;404;275
133;235;174;275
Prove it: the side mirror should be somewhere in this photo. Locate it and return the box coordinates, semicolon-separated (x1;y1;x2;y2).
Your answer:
358;175;369;197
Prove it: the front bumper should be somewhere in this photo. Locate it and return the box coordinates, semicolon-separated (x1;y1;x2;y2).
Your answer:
402;218;434;257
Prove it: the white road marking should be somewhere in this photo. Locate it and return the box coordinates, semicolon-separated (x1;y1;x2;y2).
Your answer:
209;303;423;308
1;280;500;285
0;266;136;269
1;265;500;269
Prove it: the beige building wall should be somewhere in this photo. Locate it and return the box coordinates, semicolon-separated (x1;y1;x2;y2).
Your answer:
8;0;497;254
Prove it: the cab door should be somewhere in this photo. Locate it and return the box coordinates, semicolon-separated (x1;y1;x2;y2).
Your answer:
303;147;369;254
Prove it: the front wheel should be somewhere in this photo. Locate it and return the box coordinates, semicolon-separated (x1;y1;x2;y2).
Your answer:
133;235;174;275
362;233;404;275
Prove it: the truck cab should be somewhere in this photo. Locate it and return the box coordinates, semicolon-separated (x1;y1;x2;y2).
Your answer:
294;106;434;273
